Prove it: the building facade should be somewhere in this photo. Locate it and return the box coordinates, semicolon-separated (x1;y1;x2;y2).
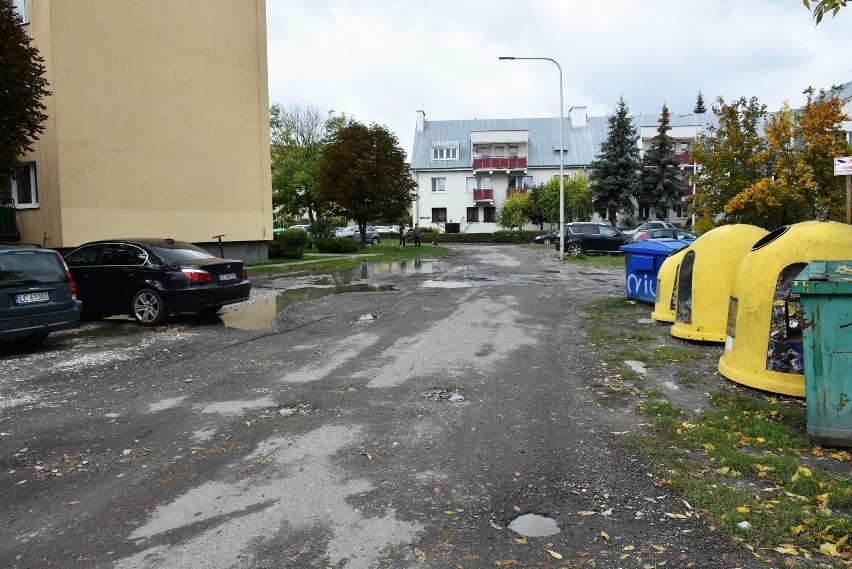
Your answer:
3;0;272;260
410;109;712;232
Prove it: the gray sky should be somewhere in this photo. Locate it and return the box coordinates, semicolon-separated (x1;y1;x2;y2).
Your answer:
266;0;851;159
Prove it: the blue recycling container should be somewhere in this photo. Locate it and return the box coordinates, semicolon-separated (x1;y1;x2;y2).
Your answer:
620;239;691;304
791;260;852;447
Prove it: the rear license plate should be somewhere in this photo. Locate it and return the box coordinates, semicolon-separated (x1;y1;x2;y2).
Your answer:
219;273;237;282
16;292;50;304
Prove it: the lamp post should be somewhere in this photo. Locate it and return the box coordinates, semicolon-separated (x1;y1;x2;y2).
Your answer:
499;56;565;260
678;114;701;226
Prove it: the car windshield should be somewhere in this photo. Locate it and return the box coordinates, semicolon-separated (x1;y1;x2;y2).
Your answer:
0;252;66;286
150;242;216;263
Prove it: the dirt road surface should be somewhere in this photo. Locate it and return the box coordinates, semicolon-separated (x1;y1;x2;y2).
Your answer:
1;245;761;568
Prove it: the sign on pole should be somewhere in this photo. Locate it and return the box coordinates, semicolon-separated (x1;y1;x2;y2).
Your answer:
834;157;852;176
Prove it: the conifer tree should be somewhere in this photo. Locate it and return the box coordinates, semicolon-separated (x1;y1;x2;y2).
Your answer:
639;104;685;219
693;91;707;114
589;97;641;225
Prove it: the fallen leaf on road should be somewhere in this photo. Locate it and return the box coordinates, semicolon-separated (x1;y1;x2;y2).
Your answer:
577;510;596;516
494;560;519;567
512;505;521;512
546;549;562;559
490;521;503;530
600;531;610;540
63;501;80;506
514;535;527;544
414;548;426;560
359;452;373;461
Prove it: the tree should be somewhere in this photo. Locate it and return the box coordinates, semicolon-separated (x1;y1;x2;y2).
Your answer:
639;104;685;219
269;104;346;222
726;89;851;225
496;191;531;229
0;1;50;182
589;97;641;225
315;121;415;246
529;180;559;228
689;96;768;229
694;91;707;114
803;0;848;24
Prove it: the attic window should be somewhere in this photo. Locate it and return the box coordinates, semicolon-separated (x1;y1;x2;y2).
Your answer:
431;140;459;161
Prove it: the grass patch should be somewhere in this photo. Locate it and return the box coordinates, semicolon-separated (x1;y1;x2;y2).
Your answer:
561;253;626;268
631;394;852;563
672;369;706;387
247;244;448;274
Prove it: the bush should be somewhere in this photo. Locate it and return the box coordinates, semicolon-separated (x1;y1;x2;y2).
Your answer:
445;222;460;233
308;217;336;240
314;238;360;253
276;228;310;259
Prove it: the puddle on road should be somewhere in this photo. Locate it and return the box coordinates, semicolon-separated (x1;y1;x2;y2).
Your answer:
420;280;472;289
508;513;561;537
221;283;395;331
275;259;435;288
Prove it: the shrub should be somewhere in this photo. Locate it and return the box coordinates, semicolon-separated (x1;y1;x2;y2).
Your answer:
445;222;461;233
308;217;336;240
276;228;310;259
314;238;360;253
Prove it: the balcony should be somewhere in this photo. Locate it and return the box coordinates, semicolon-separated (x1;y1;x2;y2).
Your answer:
506;187;528;198
673;152;692;165
473;157;527;171
473;188;494;202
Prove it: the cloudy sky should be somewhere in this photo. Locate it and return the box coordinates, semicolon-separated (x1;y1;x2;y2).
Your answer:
266;1;851;159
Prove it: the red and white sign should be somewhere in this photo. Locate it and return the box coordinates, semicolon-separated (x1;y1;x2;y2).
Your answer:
834;157;852;175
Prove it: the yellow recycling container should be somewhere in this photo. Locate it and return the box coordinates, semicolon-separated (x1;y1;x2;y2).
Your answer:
670;224;769;342
718;221;852;397
652;246;690;322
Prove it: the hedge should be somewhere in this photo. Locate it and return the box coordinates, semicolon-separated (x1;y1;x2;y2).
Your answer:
423;230;551;244
314;238;360;253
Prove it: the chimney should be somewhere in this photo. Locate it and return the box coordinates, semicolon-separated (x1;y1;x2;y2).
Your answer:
416;110;426;132
569;106;586;128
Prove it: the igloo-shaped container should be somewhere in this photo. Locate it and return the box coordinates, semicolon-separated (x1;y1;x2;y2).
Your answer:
651;246;690;323
718;220;852;397
670;224;769;342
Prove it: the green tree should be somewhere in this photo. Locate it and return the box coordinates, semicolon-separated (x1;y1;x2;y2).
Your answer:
803;0;848;24
589;97;641;225
496;191;531;229
529;180;559;228
315;121;415;246
0;1;50;182
269;104;346;222
694;91;707;114
639;104;685;219
689;96;768;228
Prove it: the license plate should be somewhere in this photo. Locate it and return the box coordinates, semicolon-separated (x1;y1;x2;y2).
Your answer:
219;273;237;282
16;292;49;304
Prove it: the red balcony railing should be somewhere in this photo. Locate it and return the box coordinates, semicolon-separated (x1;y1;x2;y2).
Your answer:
473;188;493;201
673;152;692;165
507;187;528;198
473;157;527;171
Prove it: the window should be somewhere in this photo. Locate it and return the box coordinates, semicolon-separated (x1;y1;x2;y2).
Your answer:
432;147;458;160
432;208;447;223
494;146;504;157
509;146;518;158
483;207;496;222
9;163;38;208
102;244;148;266
11;0;28;23
680;141;690;153
480;147;491;158
466;176;490;192
431;178;446;193
466;207;479;222
508;176;533;191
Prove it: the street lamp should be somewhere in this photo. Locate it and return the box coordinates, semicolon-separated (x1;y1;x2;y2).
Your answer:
678;114;701;226
499;56;565;260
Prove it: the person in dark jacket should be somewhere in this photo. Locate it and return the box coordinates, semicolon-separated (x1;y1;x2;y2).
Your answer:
398;224;406;246
411;224;421;246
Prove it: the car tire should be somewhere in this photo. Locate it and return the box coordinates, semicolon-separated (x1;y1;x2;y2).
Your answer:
566;242;585;256
371;236;379;245
132;288;167;326
542;237;552;245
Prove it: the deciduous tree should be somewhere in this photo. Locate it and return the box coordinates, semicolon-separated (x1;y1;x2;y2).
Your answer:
639;104;685;219
590;97;641;225
496;191;531;229
803;0;848;24
315;121;415;246
0;2;50;182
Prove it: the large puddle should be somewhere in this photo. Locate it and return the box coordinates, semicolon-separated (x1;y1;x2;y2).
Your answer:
221;259;436;331
507;513;561;537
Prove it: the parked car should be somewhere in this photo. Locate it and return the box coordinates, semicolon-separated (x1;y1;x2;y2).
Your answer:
629;228;698;243
288;224;311;232
64;238;250;326
622;220;676;236
533;231;559;245
335;225;380;245
554;223;630;255
0;243;82;343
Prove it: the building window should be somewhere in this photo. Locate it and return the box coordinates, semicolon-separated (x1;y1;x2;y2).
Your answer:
480;147;490;158
509;145;518;158
483;207;496;222
10;163;38;208
508;176;533;191
432;208;447;223
680;141;690;153
11;0;29;23
466;176;491;192
494;146;504;157
431;177;446;193
432;147;458;160
466;207;479;222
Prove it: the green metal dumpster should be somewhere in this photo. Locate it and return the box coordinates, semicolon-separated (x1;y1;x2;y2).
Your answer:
791;260;852;447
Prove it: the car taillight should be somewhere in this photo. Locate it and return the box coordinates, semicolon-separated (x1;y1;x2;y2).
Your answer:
636;231;647;241
241;267;248;279
54;252;77;298
181;268;213;283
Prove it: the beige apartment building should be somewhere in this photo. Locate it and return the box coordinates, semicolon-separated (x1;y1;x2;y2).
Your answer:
5;0;272;261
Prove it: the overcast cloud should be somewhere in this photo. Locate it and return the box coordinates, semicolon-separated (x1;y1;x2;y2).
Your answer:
266;1;851;158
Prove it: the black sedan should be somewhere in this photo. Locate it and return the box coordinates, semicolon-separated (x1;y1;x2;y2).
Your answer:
533;231;559;245
64;238;250;325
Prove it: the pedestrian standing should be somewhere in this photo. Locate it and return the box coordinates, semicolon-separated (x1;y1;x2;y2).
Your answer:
398;224;406;246
412;224;421;246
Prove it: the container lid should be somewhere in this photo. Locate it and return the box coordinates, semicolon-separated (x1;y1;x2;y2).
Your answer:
620;239;690;256
791;260;852;295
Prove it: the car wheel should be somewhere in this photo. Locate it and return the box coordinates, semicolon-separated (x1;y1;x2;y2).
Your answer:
132;288;167;326
542;237;552;245
566;242;585;256
371;236;379;245
15;331;49;345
